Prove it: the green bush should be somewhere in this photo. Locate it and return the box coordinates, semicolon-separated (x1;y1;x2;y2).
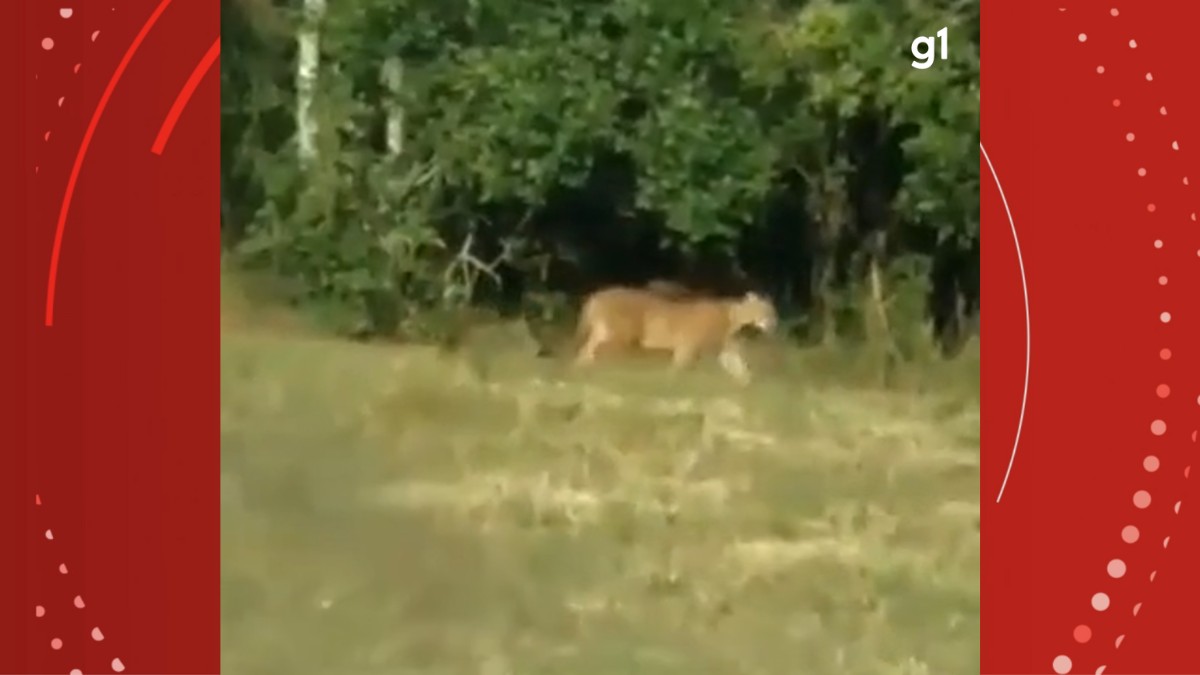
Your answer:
222;0;979;350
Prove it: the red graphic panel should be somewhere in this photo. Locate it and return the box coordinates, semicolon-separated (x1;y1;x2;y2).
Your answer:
0;0;219;673
982;3;1200;674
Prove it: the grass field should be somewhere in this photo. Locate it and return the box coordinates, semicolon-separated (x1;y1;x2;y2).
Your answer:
220;283;980;675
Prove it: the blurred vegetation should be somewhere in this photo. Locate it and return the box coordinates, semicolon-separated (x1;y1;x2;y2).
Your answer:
221;0;979;352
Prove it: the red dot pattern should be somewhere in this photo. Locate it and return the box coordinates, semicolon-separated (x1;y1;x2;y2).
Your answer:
34;495;124;673
31;6;128;674
1050;6;1195;675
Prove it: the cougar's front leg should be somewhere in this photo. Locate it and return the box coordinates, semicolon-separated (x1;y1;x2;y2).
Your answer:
717;345;751;384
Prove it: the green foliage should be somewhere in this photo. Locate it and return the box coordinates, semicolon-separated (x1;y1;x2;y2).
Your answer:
222;0;979;347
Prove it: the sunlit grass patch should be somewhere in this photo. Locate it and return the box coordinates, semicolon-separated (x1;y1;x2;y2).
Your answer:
221;316;979;674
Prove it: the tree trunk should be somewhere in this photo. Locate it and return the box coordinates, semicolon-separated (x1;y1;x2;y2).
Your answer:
867;253;890;341
808;165;848;347
813;254;837;346
863;229;893;345
219;170;237;243
381;57;404;159
296;0;325;164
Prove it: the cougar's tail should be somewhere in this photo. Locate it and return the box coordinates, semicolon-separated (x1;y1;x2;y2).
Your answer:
571;297;593;348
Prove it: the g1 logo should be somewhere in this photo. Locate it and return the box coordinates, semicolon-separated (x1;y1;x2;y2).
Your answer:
912;27;949;70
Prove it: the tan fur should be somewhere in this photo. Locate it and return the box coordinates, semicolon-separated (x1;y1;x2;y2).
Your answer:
573;286;778;383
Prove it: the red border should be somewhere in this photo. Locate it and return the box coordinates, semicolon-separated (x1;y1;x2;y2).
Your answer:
2;0;219;672
4;1;1200;674
983;3;1200;674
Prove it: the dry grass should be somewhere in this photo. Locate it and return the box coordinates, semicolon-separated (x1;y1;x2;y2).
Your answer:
221;287;980;674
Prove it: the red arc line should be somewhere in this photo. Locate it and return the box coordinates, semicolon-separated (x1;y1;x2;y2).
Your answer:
44;0;176;327
151;37;220;155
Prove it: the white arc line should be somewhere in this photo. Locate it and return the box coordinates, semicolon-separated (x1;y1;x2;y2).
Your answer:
981;142;1030;503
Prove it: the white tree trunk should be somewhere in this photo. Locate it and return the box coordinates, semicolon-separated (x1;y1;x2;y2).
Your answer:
296;0;325;163
381;57;404;158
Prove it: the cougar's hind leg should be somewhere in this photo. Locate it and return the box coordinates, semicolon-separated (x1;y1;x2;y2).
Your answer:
670;344;699;372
